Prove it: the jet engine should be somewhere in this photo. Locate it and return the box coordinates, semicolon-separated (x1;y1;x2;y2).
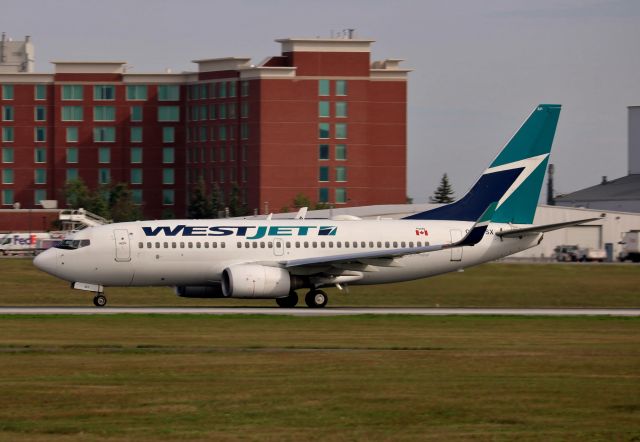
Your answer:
174;284;225;298
222;264;304;298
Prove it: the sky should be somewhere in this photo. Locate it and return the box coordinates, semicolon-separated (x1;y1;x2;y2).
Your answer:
3;0;640;203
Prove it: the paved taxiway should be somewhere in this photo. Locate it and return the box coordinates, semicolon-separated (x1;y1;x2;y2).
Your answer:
0;307;639;316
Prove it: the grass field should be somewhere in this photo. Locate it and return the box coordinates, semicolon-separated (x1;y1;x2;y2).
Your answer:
0;315;639;441
0;258;639;307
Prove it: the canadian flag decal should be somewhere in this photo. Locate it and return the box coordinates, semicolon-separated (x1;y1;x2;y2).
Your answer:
415;227;428;236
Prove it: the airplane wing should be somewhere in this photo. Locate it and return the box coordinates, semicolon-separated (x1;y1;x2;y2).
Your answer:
496;217;602;238
282;202;498;269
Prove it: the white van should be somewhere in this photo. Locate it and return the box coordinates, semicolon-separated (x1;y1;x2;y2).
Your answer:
0;232;53;255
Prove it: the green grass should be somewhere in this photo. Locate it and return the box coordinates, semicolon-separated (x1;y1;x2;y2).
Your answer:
0;315;639;441
1;258;638;307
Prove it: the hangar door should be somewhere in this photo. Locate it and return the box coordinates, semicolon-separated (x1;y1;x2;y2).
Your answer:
562;226;602;249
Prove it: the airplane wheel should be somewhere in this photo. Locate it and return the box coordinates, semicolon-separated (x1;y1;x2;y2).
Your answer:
276;292;298;308
93;294;107;307
305;290;328;308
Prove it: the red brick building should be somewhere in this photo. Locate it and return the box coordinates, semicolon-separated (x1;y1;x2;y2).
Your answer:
0;37;409;220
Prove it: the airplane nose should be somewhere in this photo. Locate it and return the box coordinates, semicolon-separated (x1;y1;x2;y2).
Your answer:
33;248;58;276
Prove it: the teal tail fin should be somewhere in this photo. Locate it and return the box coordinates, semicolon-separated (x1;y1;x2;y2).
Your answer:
404;104;561;224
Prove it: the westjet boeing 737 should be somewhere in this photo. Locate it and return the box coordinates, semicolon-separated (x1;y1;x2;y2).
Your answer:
34;104;598;308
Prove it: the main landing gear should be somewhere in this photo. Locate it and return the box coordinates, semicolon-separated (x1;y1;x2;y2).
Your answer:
93;294;107;307
275;289;328;308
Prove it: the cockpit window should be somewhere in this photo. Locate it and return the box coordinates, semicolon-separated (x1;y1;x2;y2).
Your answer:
55;239;90;250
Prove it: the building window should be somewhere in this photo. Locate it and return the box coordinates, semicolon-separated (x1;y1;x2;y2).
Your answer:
163;169;174;185
131;147;143;164
98;147;111;164
158;106;179;122
126;85;147;100
219;126;227;141
1;147;14;163
318;187;329;203
2;168;13;184
335;188;347;203
34;189;47;205
35;127;46;142
319;166;329;182
240;102;249;118
93;127;115;142
336;80;347;96
34;148;46;163
66;127;79;143
131;189;143;205
158;85;180;101
229;81;237;98
218;103;227;119
162;189;175;205
335;144;347;160
319;123;330;139
240;123;249;140
2;106;13;121
319;101;330;118
94;85;115;100
241;81;249;97
62;106;83;121
35;106;46;121
319;144;329;160
2;127;14;142
2;189;14;205
130;106;143;122
199;127;207;142
200;84;208;100
335;166;347;182
162;127;175;143
94;106;115;121
162;147;174;164
2;85;14;100
219;168;225;183
66;147;78;164
218;82;227;98
34;168;47;184
61;85;83;100
319;80;330;96
98;168;110;185
335;123;347;139
335;102;347;118
130;127;143;143
199;105;208;120
66;168;78;182
35;84;47;100
131;168;143;184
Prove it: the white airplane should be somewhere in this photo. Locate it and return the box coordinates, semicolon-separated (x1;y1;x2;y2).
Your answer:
35;104;598;308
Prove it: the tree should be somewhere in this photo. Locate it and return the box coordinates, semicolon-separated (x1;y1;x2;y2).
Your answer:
210;183;223;218
430;173;455;204
227;184;248;217
63;179;110;219
292;193;311;209
188;179;214;219
108;183;141;222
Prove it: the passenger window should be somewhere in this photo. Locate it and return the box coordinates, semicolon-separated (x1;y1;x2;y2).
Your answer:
204;242;209;248
196;242;201;248
237;242;242;248
189;242;194;248
393;241;398;248
338;242;342;248
221;242;225;248
417;241;422;247
180;242;185;248
268;242;273;248
172;242;177;248
409;241;414;247
286;242;291;248
376;241;381;248
321;242;325;248
252;242;257;248
164;242;168;248
313;242;317;248
304;241;309;248
385;241;390;248
260;242;265;248
212;242;217;248
245;242;250;248
401;241;406;248
155;242;160;248
295;241;300;248
138;242;143;248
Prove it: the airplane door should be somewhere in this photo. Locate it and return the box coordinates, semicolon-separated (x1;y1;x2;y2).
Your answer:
450;229;463;262
273;239;284;256
114;229;131;262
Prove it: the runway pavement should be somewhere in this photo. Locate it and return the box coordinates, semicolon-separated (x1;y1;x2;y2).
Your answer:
0;307;639;316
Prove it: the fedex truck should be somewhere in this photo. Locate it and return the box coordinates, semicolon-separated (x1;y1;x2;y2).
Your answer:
0;232;53;255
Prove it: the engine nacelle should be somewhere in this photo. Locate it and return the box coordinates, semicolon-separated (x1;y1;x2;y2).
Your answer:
174;284;225;298
222;265;297;298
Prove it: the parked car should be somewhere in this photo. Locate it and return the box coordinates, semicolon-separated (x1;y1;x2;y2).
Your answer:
553;245;580;262
618;231;640;262
577;247;606;262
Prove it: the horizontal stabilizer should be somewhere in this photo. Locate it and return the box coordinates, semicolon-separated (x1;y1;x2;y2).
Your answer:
496;217;602;238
